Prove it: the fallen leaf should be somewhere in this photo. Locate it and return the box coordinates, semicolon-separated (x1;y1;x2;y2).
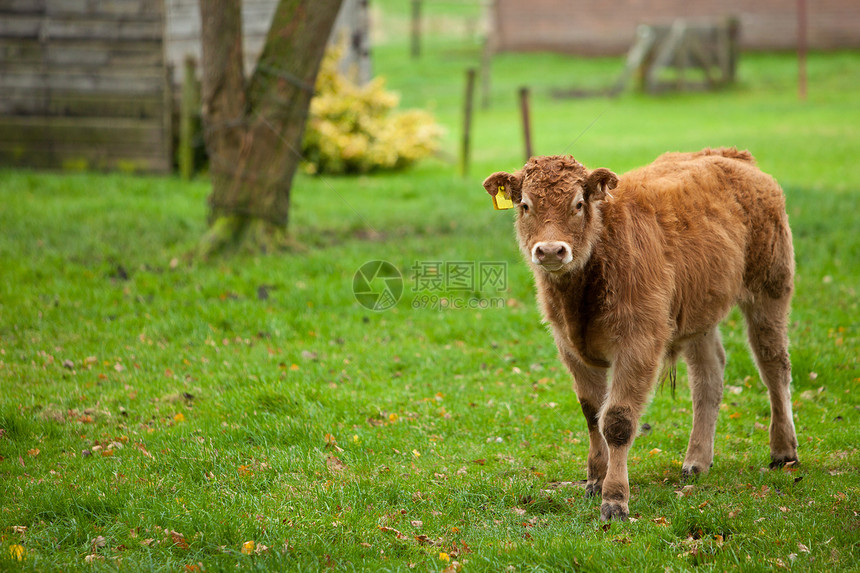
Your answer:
410;520;423;528
379;526;408;540
652;516;670;526
91;536;107;552
675;485;695;497
326;456;346;472
170;531;189;550
9;544;25;561
729;412;741;419
135;443;153;458
27;448;40;457
439;552;450;562
241;540;255;555
649;448;662;455
174;413;185;423
141;538;155;546
798;542;810;553
324;433;343;452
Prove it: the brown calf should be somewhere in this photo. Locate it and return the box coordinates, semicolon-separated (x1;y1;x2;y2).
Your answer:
483;148;798;521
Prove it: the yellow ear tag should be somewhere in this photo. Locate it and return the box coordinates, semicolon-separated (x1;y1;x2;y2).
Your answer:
493;185;514;210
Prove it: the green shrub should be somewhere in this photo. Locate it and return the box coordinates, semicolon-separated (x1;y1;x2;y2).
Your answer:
302;48;443;175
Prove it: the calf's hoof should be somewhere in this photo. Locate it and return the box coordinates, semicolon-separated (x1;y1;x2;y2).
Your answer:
599;501;628;522
585;482;602;498
769;455;799;470
680;462;711;481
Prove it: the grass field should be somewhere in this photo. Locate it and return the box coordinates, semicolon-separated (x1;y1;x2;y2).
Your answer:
1;15;859;573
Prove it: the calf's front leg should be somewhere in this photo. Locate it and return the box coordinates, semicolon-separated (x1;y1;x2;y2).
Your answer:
598;347;662;521
563;352;609;497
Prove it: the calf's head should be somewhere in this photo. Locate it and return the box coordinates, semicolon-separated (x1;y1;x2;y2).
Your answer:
483;155;618;275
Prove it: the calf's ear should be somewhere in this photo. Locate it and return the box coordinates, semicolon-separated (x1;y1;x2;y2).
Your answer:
584;168;618;202
483;170;523;203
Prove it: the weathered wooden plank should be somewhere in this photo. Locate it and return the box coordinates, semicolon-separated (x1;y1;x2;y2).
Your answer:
0;90;164;118
0;147;170;173
0;14;163;41
0;15;42;38
0;116;170;173
46;0;162;17
44;17;163;41
0;116;165;146
0;39;163;69
0;68;165;93
0;138;166;158
0;37;42;63
0;0;44;14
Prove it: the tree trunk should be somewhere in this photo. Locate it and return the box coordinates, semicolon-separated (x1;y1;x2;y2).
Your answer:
198;0;344;257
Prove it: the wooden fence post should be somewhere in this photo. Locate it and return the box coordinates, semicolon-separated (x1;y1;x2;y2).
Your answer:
519;87;532;162
460;68;476;177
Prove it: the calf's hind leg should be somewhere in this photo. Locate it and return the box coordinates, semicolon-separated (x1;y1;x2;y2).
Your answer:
741;296;798;467
681;327;726;477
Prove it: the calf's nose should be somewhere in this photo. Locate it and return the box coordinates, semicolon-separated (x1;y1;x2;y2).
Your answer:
532;241;573;266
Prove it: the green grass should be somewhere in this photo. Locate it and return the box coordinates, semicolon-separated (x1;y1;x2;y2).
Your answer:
1;27;859;573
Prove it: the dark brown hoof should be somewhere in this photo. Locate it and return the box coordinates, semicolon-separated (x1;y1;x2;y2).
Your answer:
585;482;602;498
600;502;628;521
681;465;702;482
769;456;800;469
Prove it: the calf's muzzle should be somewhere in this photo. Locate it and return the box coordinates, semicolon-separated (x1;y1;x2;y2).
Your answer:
532;241;573;269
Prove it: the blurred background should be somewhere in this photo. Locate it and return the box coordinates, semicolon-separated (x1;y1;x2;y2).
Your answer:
1;0;857;179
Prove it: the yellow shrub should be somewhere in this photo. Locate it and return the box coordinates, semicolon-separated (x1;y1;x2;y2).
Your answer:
303;48;443;175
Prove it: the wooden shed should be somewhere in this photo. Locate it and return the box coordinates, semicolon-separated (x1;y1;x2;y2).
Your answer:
0;0;369;174
0;0;172;173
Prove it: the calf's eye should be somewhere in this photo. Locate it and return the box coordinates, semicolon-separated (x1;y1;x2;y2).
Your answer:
520;203;529;213
575;201;584;211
